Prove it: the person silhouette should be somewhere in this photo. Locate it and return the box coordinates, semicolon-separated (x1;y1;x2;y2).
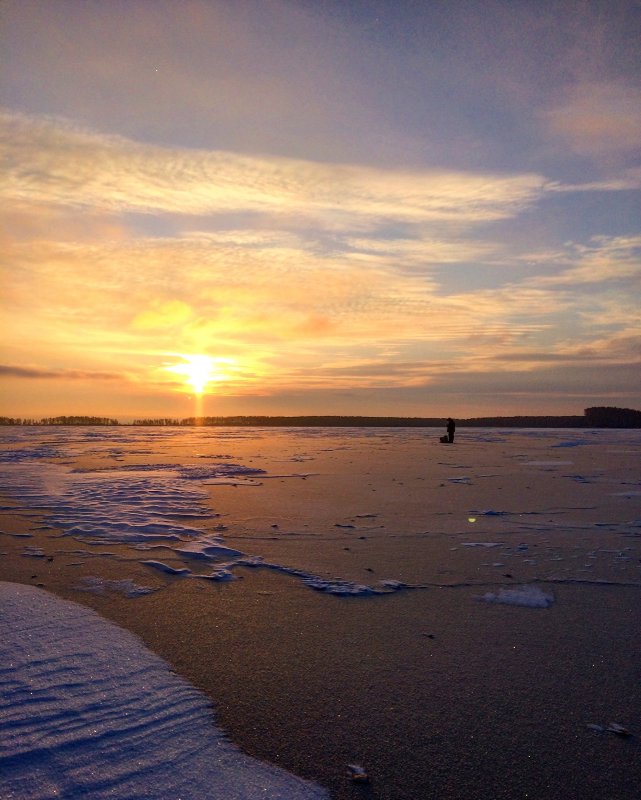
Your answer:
446;417;455;443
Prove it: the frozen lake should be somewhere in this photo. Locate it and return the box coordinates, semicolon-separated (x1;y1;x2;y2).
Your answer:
2;425;640;593
1;425;640;799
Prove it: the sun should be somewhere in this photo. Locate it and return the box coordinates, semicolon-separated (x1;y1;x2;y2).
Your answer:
164;355;226;395
180;355;213;394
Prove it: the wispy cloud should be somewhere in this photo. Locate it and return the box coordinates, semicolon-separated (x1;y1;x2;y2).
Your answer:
546;167;641;193
0;365;127;381
1;109;546;229
521;235;641;286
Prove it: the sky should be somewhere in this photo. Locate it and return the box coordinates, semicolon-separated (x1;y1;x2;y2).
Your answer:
1;0;640;420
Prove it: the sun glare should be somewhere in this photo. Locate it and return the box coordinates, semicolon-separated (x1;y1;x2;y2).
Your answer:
165;355;231;395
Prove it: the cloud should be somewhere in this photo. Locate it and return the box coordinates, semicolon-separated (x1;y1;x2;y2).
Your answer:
544;81;641;159
526;235;641;287
488;334;641;367
4;231;550;359
132;300;194;331
547;167;641;193
0;109;546;230
1;107;638;415
4;219;638;404
0;365;126;381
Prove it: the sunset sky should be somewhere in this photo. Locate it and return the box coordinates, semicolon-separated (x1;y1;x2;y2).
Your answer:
1;0;640;420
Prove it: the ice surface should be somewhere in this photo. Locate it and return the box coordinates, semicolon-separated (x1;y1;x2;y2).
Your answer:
0;582;327;800
2;425;640;800
0;444;65;462
0;429;414;595
1;426;640;598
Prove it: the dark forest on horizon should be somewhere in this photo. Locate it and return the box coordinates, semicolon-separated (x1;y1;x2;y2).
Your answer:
1;407;641;428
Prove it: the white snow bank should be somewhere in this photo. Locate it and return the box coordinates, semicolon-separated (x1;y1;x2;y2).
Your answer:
475;584;554;608
0;582;327;800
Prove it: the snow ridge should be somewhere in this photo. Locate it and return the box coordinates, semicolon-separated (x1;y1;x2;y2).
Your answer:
0;582;327;800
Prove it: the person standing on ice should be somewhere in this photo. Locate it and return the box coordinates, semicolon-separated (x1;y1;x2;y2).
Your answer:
446;418;456;443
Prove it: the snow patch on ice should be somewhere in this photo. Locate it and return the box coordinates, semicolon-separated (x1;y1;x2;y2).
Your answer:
194;567;238;582
140;560;192;576
523;460;573;466
174;539;243;561
21;546;45;557
0;582;327;800
178;463;266;480
75;576;157;597
256;562;407;596
475;585;554;608
463;542;504;548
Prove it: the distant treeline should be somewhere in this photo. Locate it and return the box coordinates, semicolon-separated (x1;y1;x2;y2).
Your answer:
133;414;588;427
133;415;440;427
583;406;641;427
0;415;119;426
131;406;641;428
461;407;641;428
2;406;640;428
